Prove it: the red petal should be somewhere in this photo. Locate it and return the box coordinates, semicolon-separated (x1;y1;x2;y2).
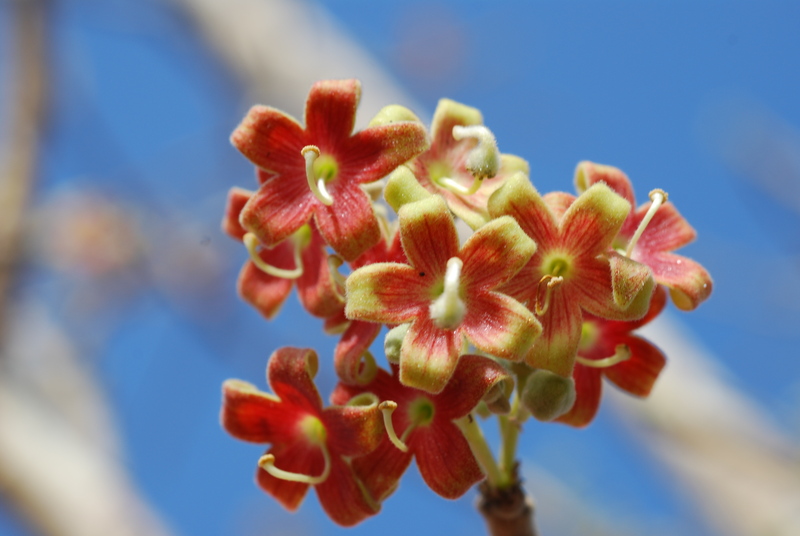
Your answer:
322;401;383;458
230;105;307;173
240;171;315;247
543;191;576;221
433;354;511;419
315;457;380;526
296;228;345;317
413;422;484;499
256;442;319;512
222;187;253;240
528;288;582;377
343;122;430;183
559;182;630;257
604;335;666;396
313;184;380;261
345;263;429;324
462;292;540;361
555;364;602;428
334;320;382;385
236;259;294;320
633;202;697;253
400;317;462;393
488;173;558;250
459;215;536;291
352;439;414;502
221;380;298;443
636;251;712;311
398;195;459;276
574;161;635;207
266;347;324;412
304;79;360;148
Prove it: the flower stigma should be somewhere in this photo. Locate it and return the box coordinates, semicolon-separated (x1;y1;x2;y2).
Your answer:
301;145;335;206
625;188;668;257
243;232;303;279
429;257;466;329
575;344;631;368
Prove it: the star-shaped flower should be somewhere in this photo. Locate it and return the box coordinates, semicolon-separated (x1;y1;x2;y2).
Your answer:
331;355;511;501
232;79;429;261
556;285;668;427
346;194;540;393
575;161;712;310
222;187;343;319
221;347;383;526
406;98;528;229
489;173;655;378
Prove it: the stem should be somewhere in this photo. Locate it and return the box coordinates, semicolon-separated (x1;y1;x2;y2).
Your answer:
477;464;539;536
454;414;503;488
498;395;526;485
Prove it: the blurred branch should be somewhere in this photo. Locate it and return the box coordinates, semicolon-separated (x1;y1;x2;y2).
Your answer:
0;0;47;338
613;314;800;536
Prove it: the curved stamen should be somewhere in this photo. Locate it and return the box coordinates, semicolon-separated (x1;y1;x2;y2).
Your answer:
452;125;500;180
258;446;331;485
575;344;631;368
378;401;409;452
437;175;484;196
429;257;466;329
326;254;347;300
301;145;334;206
534;274;564;316
625;188;668;257
243;233;303;279
356;351;378;385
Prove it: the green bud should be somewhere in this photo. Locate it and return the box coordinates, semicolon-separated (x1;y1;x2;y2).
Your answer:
521;369;576;422
384;323;410;364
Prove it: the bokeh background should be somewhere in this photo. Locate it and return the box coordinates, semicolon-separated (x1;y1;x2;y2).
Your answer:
1;1;799;535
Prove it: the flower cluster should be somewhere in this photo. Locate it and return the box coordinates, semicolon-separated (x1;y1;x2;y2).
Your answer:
220;79;712;526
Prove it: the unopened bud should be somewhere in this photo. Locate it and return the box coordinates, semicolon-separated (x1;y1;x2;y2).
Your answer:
521;369;576;422
384;324;410;364
482;376;513;415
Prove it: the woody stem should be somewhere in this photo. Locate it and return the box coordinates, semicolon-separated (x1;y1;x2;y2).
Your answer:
477;464;539;536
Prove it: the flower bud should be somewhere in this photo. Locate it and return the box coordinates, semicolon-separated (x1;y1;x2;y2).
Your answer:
384;323;410;364
521;369;576;422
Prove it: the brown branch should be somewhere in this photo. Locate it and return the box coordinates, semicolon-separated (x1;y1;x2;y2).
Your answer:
477;464;539;536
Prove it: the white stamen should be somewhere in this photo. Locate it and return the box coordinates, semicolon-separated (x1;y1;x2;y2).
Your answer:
378;401;409;452
625;189;668;257
429;257;465;329
575;344;631;368
258;447;331;485
243;233;303;279
301;145;334;206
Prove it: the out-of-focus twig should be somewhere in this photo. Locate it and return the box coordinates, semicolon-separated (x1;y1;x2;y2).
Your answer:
613;314;800;536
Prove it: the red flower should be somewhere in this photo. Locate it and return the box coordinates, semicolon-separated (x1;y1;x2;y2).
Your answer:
406;98;529;229
575;161;713;310
489;173;655;378
331;355;511;501
221;347;383;526
231;79;429;261
346;194;540;393
222;187;343;319
557;286;668;427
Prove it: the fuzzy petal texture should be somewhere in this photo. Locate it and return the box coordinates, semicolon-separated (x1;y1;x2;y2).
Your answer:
398;195;460;276
559;182;630;257
313;184;381;261
574;161;635;206
314;456;380;526
413;422;484;499
488;172;559;249
345;263;429;324
459;215;536;290
462;292;540;361
400;317;463;393
296;226;346;317
527;289;583;377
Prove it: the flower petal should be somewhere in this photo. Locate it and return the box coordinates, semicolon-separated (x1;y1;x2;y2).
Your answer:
230;105;307;173
434;354;512;419
604;336;666;397
323;397;383;458
632;202;697;252
351;439;414;502
527;289;582;377
313;185;381;261
554;365;602;428
334;320;382;385
315;456;380;527
304;79;360;147
296;228;345;317
345;263;429;324
543;191;576;222
343;122;430;183
222;187;253;240
266;347;323;412
430;98;483;151
559;182;630;257
463;292;540;361
240;171;315;247
460;215;536;290
400;317;463;393
488;172;559;250
637;251;713;311
221;379;294;443
608;252;656;314
413;422;484;499
237;258;294;320
398;195;460;276
256;442;318;511
574;161;635;207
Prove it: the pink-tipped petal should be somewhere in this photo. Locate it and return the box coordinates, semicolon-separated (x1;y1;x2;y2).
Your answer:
400;317;462;393
345;263;429;324
463;292;540;361
637;251;713;311
460;216;536;290
398;196;459;276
